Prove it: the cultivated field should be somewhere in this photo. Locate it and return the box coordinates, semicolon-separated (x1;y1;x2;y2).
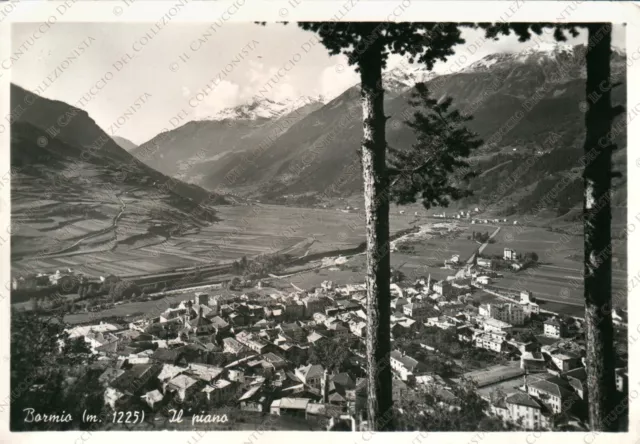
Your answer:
479;224;627;309
11;203;418;279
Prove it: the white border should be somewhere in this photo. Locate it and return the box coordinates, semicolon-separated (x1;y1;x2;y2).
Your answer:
1;1;639;444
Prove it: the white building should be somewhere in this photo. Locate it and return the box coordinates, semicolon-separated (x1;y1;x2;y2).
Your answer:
479;303;525;326
504;248;517;261
550;352;581;372
520;352;547;373
504;392;550;430
481;317;513;334
294;364;324;389
543;317;567;338
474;331;506;352
390;350;430;381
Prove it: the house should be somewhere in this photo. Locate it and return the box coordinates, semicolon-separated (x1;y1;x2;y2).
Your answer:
403;302;431;320
64;322;123;350
616;368;628;393
476;276;491;285
527;376;577;414
186;363;224;383
349;320;367;338
302;296;328;318
236;331;269;353
157;364;187;386
202;379;236;404
108;363;162;403
238;384;270;412
223;337;248;355
480;303;525;326
84;331;120;354
477;258;492;268
305;403;345;422
520;352;547;373
270;397;310;418
564;367;588;400
210;316;230;333
150;348;188;366
335;299;361;313
543;317;567;338
326;322;350;340
262;352;287;370
520;290;534;304
307;331;328;345
474;332;506;353
141;389;164;409
481;317;513;334
550;352;581;372
184;308;216;335
425;316;458;331
279;343;309;364
295;364;324;389
279;323;306;342
457;326;475;343
159;309;187;324
390;319;417;338
433;280;453;298
165;374;200;402
194;292;209;306
612;308;628;326
313;312;328;324
521;301;540;315
390;350;429;381
504;248;517;261
504;392;550;430
283;300;305;320
99;367;125;386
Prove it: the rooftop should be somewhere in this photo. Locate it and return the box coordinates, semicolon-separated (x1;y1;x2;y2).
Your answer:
296;363;324;380
168;374;199;390
272;397;311;410
506;392;541;409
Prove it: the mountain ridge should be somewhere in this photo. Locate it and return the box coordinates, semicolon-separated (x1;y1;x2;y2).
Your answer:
133;43;627;217
10;83;227;269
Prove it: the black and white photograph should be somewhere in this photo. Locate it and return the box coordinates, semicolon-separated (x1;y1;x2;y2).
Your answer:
1;0;637;436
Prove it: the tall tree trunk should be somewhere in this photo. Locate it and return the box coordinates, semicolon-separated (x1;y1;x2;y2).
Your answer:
583;23;617;431
360;44;393;431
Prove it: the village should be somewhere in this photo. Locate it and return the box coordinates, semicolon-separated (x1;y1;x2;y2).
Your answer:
53;246;629;431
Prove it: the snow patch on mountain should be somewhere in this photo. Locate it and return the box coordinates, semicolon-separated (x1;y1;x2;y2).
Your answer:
205;95;325;121
462;42;583;73
382;64;438;93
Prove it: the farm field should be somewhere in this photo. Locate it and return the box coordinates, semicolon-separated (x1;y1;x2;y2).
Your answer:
478;224;627;309
12;203;420;279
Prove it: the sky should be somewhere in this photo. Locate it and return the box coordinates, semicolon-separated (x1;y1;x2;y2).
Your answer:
9;23;626;145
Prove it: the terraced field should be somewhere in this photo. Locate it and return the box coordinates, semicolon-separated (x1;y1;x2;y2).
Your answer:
12;203;418;279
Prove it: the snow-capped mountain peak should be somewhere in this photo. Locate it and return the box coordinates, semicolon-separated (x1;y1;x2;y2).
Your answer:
461;42;581;74
206;95;324;121
382;64;438;93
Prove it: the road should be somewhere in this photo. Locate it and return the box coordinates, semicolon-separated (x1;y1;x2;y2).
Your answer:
467;226;501;264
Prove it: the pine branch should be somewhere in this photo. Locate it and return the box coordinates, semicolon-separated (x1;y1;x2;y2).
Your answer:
389;156;434;188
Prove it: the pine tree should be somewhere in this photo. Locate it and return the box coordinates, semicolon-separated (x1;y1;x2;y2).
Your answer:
295;22;465;430
388;82;482;207
480;22;623;430
582;23;620;431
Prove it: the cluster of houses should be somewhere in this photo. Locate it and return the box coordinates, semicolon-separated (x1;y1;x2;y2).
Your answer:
59;255;628;432
12;268;87;291
433;209;483;220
